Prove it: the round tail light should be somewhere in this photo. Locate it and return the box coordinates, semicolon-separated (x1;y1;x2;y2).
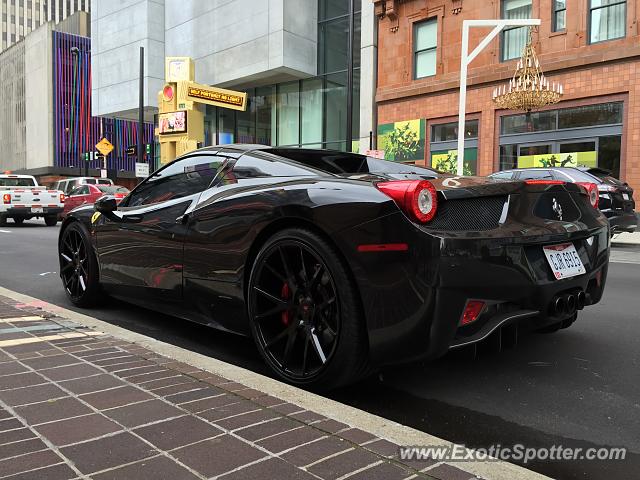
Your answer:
377;180;438;223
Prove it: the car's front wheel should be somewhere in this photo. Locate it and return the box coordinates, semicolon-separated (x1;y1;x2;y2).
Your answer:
59;222;101;307
248;228;368;390
45;215;57;226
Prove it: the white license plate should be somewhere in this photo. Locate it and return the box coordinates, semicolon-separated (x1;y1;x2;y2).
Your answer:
30;207;43;213
622;193;630;201
543;243;585;280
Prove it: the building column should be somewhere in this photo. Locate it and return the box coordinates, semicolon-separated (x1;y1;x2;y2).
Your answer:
358;0;377;153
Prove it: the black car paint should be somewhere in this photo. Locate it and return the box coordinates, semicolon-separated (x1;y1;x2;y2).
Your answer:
60;146;610;368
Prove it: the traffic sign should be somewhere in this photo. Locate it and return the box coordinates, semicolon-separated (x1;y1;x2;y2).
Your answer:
95;138;114;157
135;162;150;178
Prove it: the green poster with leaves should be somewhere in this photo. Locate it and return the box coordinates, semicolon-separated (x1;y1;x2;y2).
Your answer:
377;119;425;163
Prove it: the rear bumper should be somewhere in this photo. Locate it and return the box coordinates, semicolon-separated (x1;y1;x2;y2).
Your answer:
1;207;63;217
335;211;610;367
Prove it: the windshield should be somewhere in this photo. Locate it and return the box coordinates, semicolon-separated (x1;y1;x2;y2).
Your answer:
97;186;129;194
0;177;36;187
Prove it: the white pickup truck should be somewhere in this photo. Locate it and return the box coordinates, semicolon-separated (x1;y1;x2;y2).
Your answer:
0;174;64;226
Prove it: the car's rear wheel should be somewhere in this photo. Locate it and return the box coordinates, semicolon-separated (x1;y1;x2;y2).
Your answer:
59;222;101;307
0;216;5;226
248;228;368;390
13;217;24;225
45;215;57;226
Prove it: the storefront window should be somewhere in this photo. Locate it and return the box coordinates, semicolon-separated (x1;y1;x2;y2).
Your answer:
277;82;300;146
557;103;623;129
598;135;622;178
301;78;323;146
236;88;256;144
501;111;556;134
499;144;518;170
255;86;275;146
218;108;235;145
431;120;478;142
324;72;348;144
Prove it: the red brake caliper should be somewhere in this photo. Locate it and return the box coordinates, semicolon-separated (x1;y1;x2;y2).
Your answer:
281;283;290;326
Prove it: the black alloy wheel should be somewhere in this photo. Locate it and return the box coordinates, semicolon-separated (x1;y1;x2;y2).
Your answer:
59;222;100;307
248;228;368;390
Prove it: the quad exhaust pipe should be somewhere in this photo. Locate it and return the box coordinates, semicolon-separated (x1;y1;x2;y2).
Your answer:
551;290;585;316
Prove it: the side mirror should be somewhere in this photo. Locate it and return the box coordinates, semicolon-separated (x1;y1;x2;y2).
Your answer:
95;196;117;214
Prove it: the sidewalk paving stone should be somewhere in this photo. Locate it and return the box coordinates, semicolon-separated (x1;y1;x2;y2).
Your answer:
33;413;122;446
0;294;488;480
134;415;223;451
91;455;201;480
59;431;159;474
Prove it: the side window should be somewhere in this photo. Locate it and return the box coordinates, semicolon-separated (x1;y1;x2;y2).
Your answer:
80;186;91;195
68;187;83;196
231;152;317;180
516;170;554;180
126;155;226;207
491;171;514;180
85;179;97;184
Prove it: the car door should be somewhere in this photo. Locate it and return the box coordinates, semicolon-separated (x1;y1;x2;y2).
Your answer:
64;186;89;213
94;153;226;308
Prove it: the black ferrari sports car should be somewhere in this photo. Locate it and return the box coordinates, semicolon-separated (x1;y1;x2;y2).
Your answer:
58;145;610;389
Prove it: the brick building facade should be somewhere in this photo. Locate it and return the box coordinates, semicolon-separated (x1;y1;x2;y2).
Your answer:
373;0;640;196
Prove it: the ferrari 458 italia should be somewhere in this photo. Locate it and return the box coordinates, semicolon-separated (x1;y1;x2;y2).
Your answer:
58;145;610;389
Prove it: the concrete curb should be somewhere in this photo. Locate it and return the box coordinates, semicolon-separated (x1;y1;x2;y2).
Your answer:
0;286;549;480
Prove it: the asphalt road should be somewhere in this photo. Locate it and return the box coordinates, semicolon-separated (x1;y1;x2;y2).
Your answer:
1;219;638;480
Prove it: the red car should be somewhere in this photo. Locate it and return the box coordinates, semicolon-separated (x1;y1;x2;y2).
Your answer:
62;184;129;218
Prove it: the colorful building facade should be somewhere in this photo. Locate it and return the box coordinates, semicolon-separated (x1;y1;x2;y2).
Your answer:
53;31;154;175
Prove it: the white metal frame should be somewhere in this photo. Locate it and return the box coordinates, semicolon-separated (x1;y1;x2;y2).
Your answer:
457;19;541;175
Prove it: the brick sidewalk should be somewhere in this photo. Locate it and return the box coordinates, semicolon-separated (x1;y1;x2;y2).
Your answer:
0;295;481;480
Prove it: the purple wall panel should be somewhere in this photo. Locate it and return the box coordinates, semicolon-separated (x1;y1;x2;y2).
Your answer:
53;32;154;172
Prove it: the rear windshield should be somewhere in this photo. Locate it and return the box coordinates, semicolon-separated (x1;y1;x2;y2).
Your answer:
267;149;438;177
585;169;625;186
560;169;603;183
97;186;129;194
0;177;36;187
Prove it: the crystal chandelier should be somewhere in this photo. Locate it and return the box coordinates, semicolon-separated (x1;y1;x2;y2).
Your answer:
492;28;563;111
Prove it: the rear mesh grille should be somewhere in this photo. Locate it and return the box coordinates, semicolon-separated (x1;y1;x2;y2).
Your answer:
427;196;507;231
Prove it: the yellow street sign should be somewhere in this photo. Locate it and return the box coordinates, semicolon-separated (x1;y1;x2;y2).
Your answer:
95;138;114;157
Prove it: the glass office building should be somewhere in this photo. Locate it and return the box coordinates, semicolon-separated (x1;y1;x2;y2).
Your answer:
203;0;362;152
